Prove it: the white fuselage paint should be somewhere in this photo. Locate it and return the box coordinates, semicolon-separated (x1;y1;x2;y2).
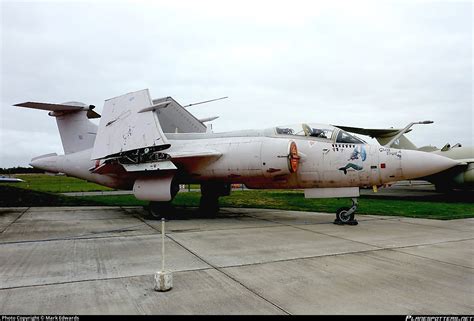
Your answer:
30;134;459;192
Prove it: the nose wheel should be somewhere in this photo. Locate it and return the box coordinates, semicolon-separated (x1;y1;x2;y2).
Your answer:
334;198;359;226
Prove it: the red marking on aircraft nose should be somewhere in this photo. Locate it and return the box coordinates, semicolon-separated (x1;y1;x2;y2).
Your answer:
380;163;386;169
288;142;300;173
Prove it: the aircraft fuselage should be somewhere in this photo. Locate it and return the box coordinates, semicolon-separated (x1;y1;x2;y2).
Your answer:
30;134;458;192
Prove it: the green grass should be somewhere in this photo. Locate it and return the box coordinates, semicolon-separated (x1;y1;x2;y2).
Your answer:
0;185;101;207
3;174;201;193
79;190;474;220
184;191;474;219
3;174;113;193
2;174;473;220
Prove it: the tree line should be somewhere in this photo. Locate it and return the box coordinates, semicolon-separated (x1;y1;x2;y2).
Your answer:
0;167;44;174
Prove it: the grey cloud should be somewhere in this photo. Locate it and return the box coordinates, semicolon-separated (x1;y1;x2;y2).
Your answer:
1;0;472;167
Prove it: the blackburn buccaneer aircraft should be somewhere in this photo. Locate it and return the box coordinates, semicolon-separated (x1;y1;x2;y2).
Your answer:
15;89;460;224
336;122;474;191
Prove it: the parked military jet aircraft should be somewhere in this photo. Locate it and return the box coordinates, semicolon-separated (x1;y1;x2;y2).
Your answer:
336;122;473;191
15;89;460;224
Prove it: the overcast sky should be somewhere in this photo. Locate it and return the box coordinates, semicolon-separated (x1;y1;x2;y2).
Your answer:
1;0;472;167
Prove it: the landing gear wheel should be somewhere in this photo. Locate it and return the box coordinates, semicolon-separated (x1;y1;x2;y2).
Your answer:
147;201;173;219
335;207;353;224
435;184;452;193
334;197;359;226
199;195;220;216
199;182;230;217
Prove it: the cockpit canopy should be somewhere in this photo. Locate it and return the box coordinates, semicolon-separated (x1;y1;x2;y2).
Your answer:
275;123;365;144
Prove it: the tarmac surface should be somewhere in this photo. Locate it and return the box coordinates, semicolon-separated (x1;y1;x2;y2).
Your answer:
0;206;473;314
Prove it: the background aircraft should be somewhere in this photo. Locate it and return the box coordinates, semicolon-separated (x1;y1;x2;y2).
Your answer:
15;89;460;224
0;176;24;183
336;122;473;191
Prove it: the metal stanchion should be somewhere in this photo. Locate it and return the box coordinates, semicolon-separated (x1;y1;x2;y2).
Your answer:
154;218;173;291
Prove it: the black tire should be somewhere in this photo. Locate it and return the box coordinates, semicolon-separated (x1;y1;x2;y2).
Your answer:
336;207;354;223
147;201;173;219
434;184;452;193
199;195;220;216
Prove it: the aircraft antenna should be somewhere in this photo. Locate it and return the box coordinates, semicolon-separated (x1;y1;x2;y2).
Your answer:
183;96;228;108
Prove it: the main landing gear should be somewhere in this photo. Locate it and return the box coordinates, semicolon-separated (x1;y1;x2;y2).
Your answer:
147;201;174;219
146;180;180;219
334;198;359;226
199;182;231;216
146;182;231;219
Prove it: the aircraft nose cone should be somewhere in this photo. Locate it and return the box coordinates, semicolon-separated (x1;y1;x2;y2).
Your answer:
401;150;460;180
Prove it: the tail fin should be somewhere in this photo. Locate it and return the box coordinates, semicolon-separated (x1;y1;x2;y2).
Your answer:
14;101;100;154
375;134;418;150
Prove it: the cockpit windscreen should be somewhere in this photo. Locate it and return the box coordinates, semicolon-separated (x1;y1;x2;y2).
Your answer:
336;130;365;144
275;123;334;140
275;123;366;144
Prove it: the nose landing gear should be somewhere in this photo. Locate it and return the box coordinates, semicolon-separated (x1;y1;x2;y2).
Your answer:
334;198;359;226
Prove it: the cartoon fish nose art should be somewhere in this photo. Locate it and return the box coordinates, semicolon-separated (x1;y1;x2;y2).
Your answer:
339;145;367;175
339;163;364;175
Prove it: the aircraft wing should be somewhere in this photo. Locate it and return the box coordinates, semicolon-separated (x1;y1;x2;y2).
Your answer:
91;89;170;160
89;147;222;174
333;125;408;138
168;149;222;159
164;147;222;169
336;121;435;150
334;124;418;150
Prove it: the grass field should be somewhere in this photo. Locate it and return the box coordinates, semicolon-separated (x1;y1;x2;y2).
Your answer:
3;174;113;193
79;190;474;220
2;174;473;220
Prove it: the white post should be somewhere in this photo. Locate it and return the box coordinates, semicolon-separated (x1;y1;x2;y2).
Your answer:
161;218;165;271
154;218;173;291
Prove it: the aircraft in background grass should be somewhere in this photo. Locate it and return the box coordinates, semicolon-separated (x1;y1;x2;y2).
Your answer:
0;176;24;183
15;89;460;225
335;122;473;192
